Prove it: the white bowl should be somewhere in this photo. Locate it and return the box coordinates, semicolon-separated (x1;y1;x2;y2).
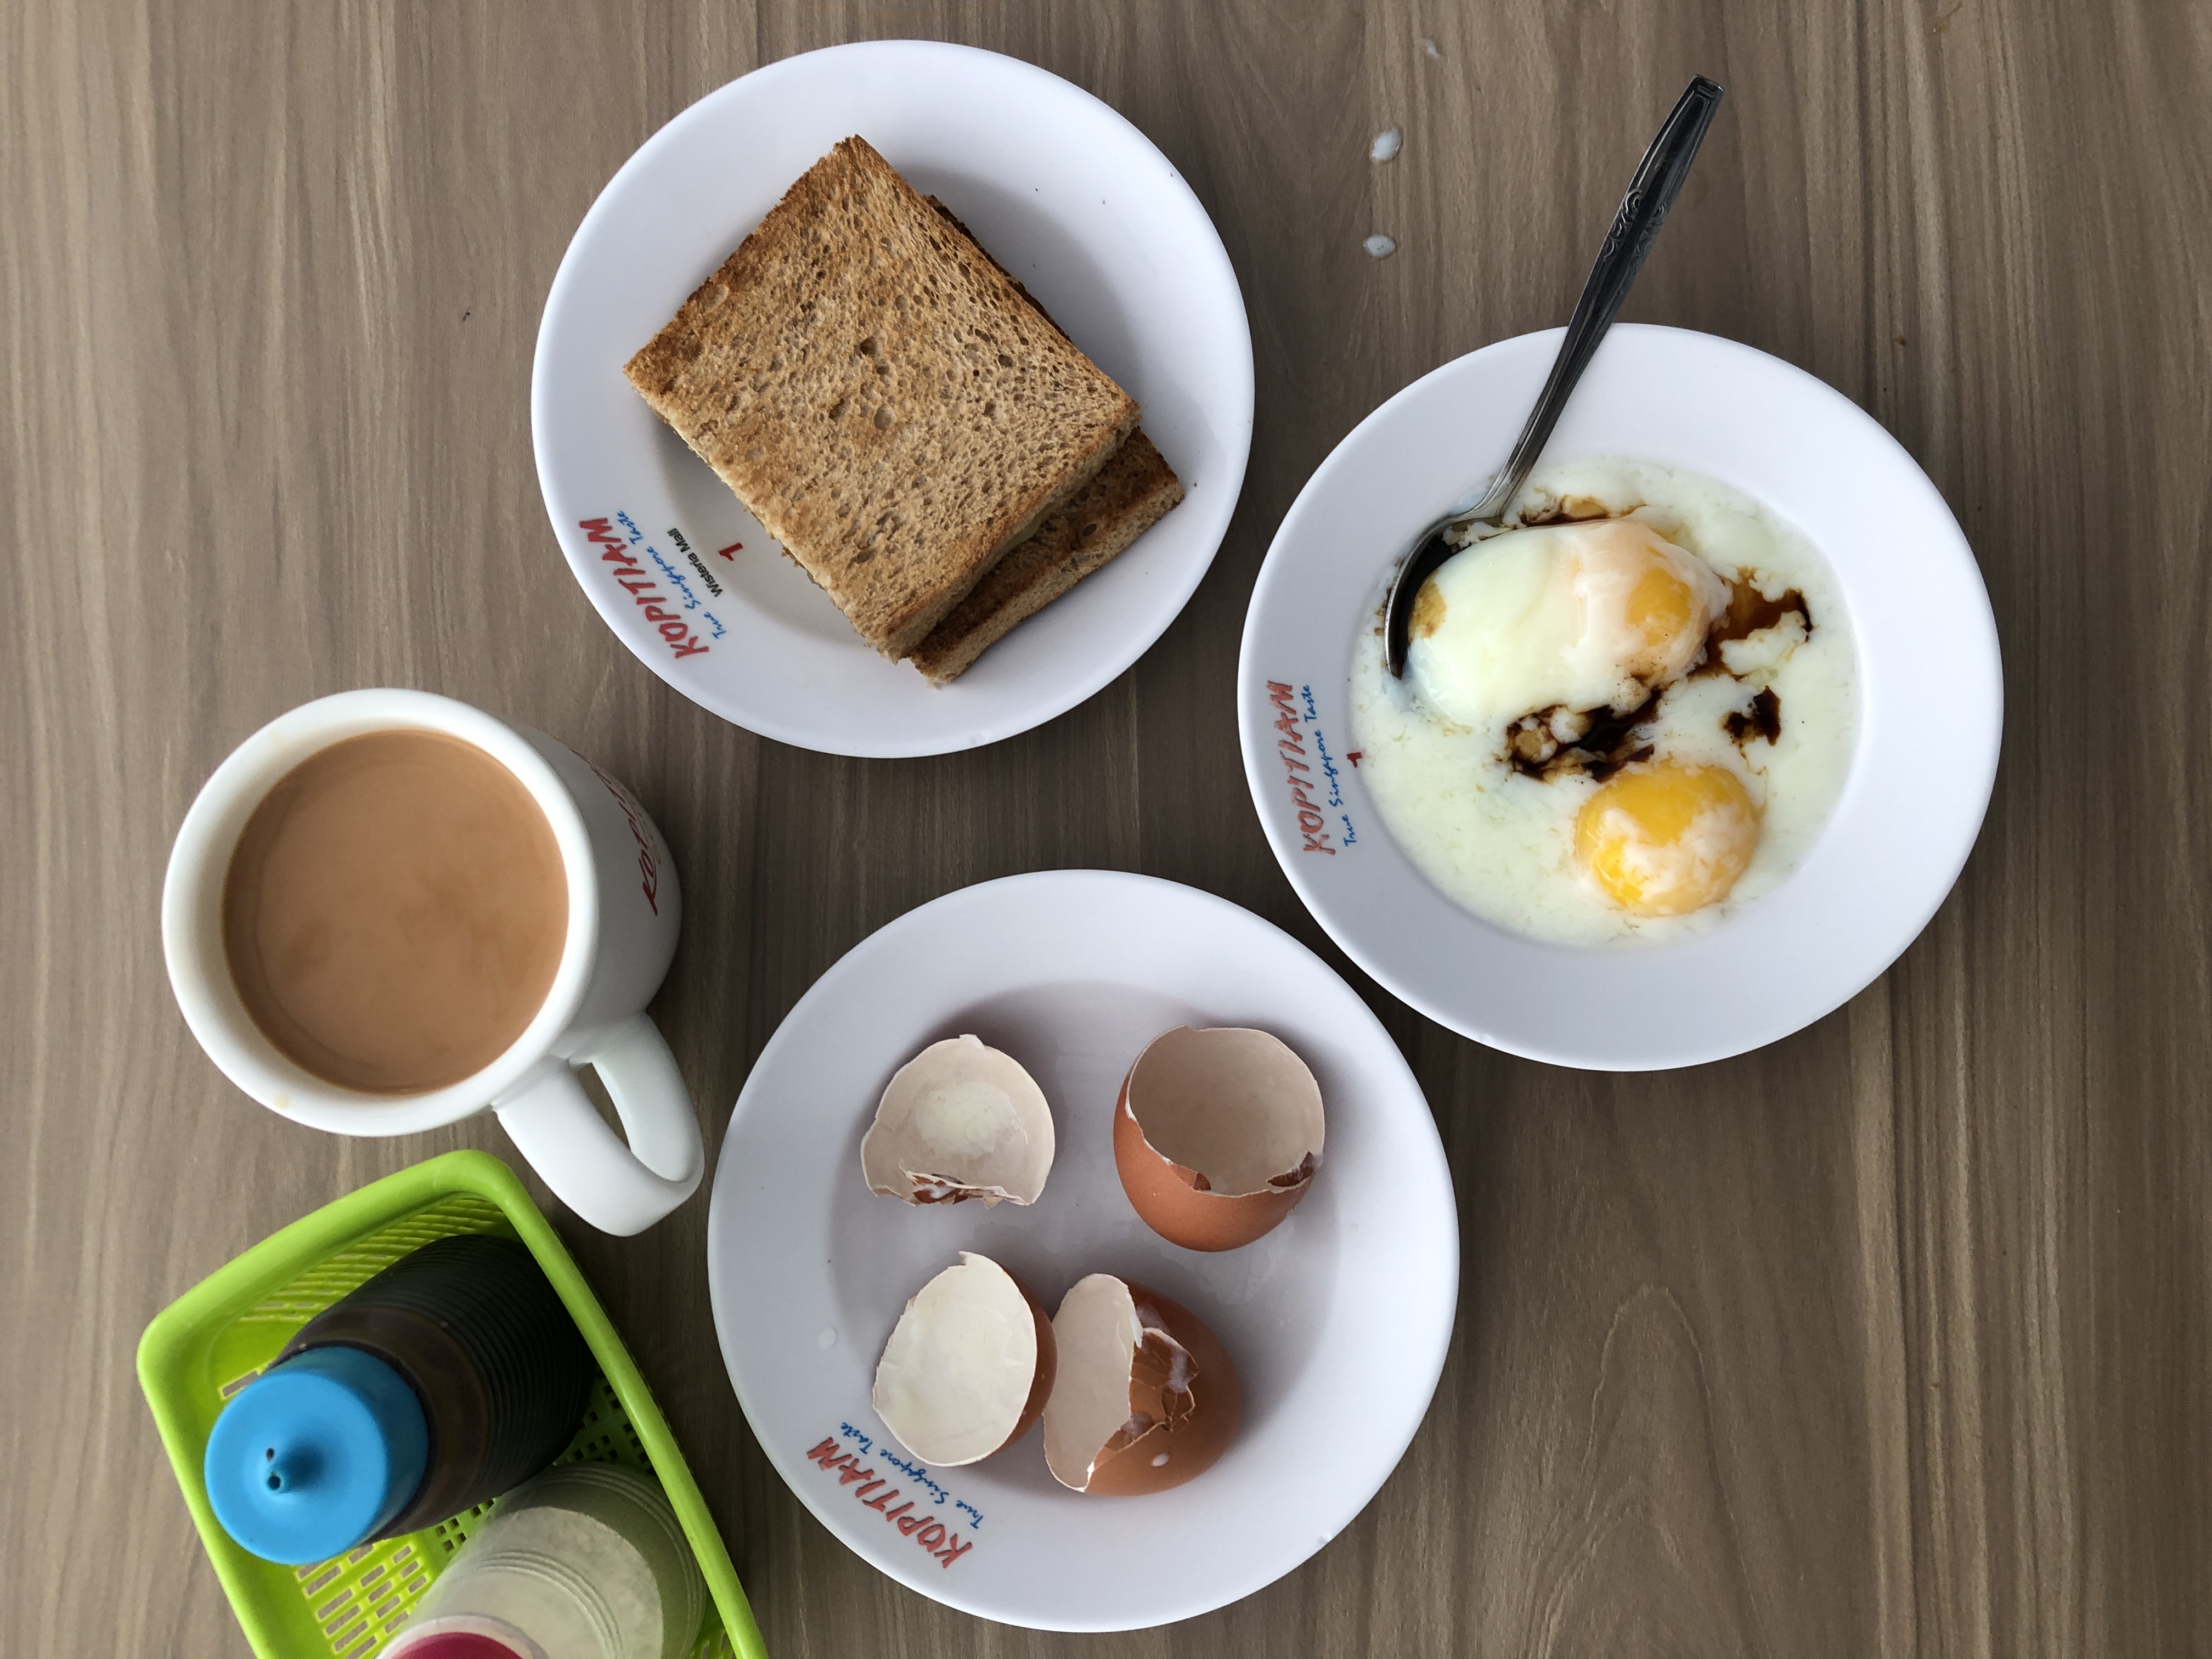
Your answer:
706;871;1457;1630
1237;325;2001;1071
532;42;1252;758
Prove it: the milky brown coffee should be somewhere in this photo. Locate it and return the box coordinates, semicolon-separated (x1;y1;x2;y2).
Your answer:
222;729;569;1093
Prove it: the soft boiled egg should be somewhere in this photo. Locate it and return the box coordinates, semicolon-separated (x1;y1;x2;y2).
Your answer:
1575;757;1762;916
1351;458;1856;945
1408;518;1727;730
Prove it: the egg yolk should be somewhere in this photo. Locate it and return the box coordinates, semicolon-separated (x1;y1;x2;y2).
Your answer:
1574;759;1760;916
1565;520;1720;691
1624;561;1698;653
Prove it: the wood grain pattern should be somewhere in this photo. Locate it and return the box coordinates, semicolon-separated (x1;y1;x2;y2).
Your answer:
5;1;2209;1654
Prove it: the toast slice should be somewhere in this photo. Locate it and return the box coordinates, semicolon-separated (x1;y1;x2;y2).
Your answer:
623;137;1139;659
909;430;1184;685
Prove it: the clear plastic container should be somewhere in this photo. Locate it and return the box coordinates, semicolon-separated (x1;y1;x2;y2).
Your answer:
380;1448;705;1659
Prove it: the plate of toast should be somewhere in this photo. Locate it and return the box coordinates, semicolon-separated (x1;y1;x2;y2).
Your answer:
532;42;1254;756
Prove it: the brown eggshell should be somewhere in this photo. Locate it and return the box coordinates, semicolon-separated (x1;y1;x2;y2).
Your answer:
1084;1283;1242;1496
1002;1272;1058;1453
1115;1026;1324;1252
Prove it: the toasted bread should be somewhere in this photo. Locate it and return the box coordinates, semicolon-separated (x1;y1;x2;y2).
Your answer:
623;137;1139;660
909;431;1184;685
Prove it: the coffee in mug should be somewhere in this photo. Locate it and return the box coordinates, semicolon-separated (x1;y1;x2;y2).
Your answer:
165;690;703;1235
222;730;569;1094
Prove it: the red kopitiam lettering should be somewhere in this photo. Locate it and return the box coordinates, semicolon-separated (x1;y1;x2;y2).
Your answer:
581;754;661;916
579;518;709;660
803;1438;973;1569
1267;681;1335;855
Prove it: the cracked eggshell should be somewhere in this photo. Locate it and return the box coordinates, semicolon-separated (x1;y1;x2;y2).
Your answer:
872;1252;1058;1468
861;1034;1054;1206
1043;1274;1242;1495
1114;1026;1324;1251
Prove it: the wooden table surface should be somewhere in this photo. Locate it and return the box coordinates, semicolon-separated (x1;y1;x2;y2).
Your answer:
8;1;2209;1654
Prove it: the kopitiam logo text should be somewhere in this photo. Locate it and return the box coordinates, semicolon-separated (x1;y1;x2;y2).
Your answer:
579;517;710;660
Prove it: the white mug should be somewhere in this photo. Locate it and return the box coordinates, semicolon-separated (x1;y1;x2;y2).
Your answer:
162;689;704;1235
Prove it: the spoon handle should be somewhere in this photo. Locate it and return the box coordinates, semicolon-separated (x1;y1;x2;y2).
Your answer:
1463;75;1724;524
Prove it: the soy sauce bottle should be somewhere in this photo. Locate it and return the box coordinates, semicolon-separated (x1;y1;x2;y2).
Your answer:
204;1234;595;1564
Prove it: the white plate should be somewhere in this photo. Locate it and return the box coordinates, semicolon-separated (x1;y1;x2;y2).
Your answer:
1238;325;2002;1071
532;43;1252;757
706;871;1456;1630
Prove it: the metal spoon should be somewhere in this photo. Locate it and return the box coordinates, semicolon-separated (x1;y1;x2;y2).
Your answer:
1385;74;1725;678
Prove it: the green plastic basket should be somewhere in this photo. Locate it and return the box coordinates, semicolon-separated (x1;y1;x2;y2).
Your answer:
137;1150;766;1659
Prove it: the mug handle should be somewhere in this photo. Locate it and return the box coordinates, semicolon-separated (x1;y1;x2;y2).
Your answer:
493;1013;704;1235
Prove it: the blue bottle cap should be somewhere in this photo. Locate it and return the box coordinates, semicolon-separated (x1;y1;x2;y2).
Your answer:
204;1345;430;1565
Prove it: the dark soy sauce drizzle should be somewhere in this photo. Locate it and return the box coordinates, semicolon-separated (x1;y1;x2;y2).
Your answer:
1725;687;1783;746
1497;535;1809;781
1506;691;1661;782
1700;575;1814;661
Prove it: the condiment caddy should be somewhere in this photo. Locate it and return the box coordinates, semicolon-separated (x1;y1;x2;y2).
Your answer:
137;1150;763;1659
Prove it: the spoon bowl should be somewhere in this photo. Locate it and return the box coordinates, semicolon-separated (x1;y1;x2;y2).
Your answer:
1384;75;1725;678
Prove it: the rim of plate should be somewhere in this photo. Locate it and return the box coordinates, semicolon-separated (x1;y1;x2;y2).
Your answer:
532;42;1253;757
1237;325;2002;1071
705;870;1458;1630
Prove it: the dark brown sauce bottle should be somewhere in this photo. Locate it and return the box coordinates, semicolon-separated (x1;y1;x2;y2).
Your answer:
278;1234;596;1537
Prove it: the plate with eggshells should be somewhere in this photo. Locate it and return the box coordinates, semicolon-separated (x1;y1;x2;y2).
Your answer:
1239;323;2002;1072
705;870;1457;1631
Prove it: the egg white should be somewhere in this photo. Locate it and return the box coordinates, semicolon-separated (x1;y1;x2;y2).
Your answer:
1348;457;1859;946
1408;518;1726;731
